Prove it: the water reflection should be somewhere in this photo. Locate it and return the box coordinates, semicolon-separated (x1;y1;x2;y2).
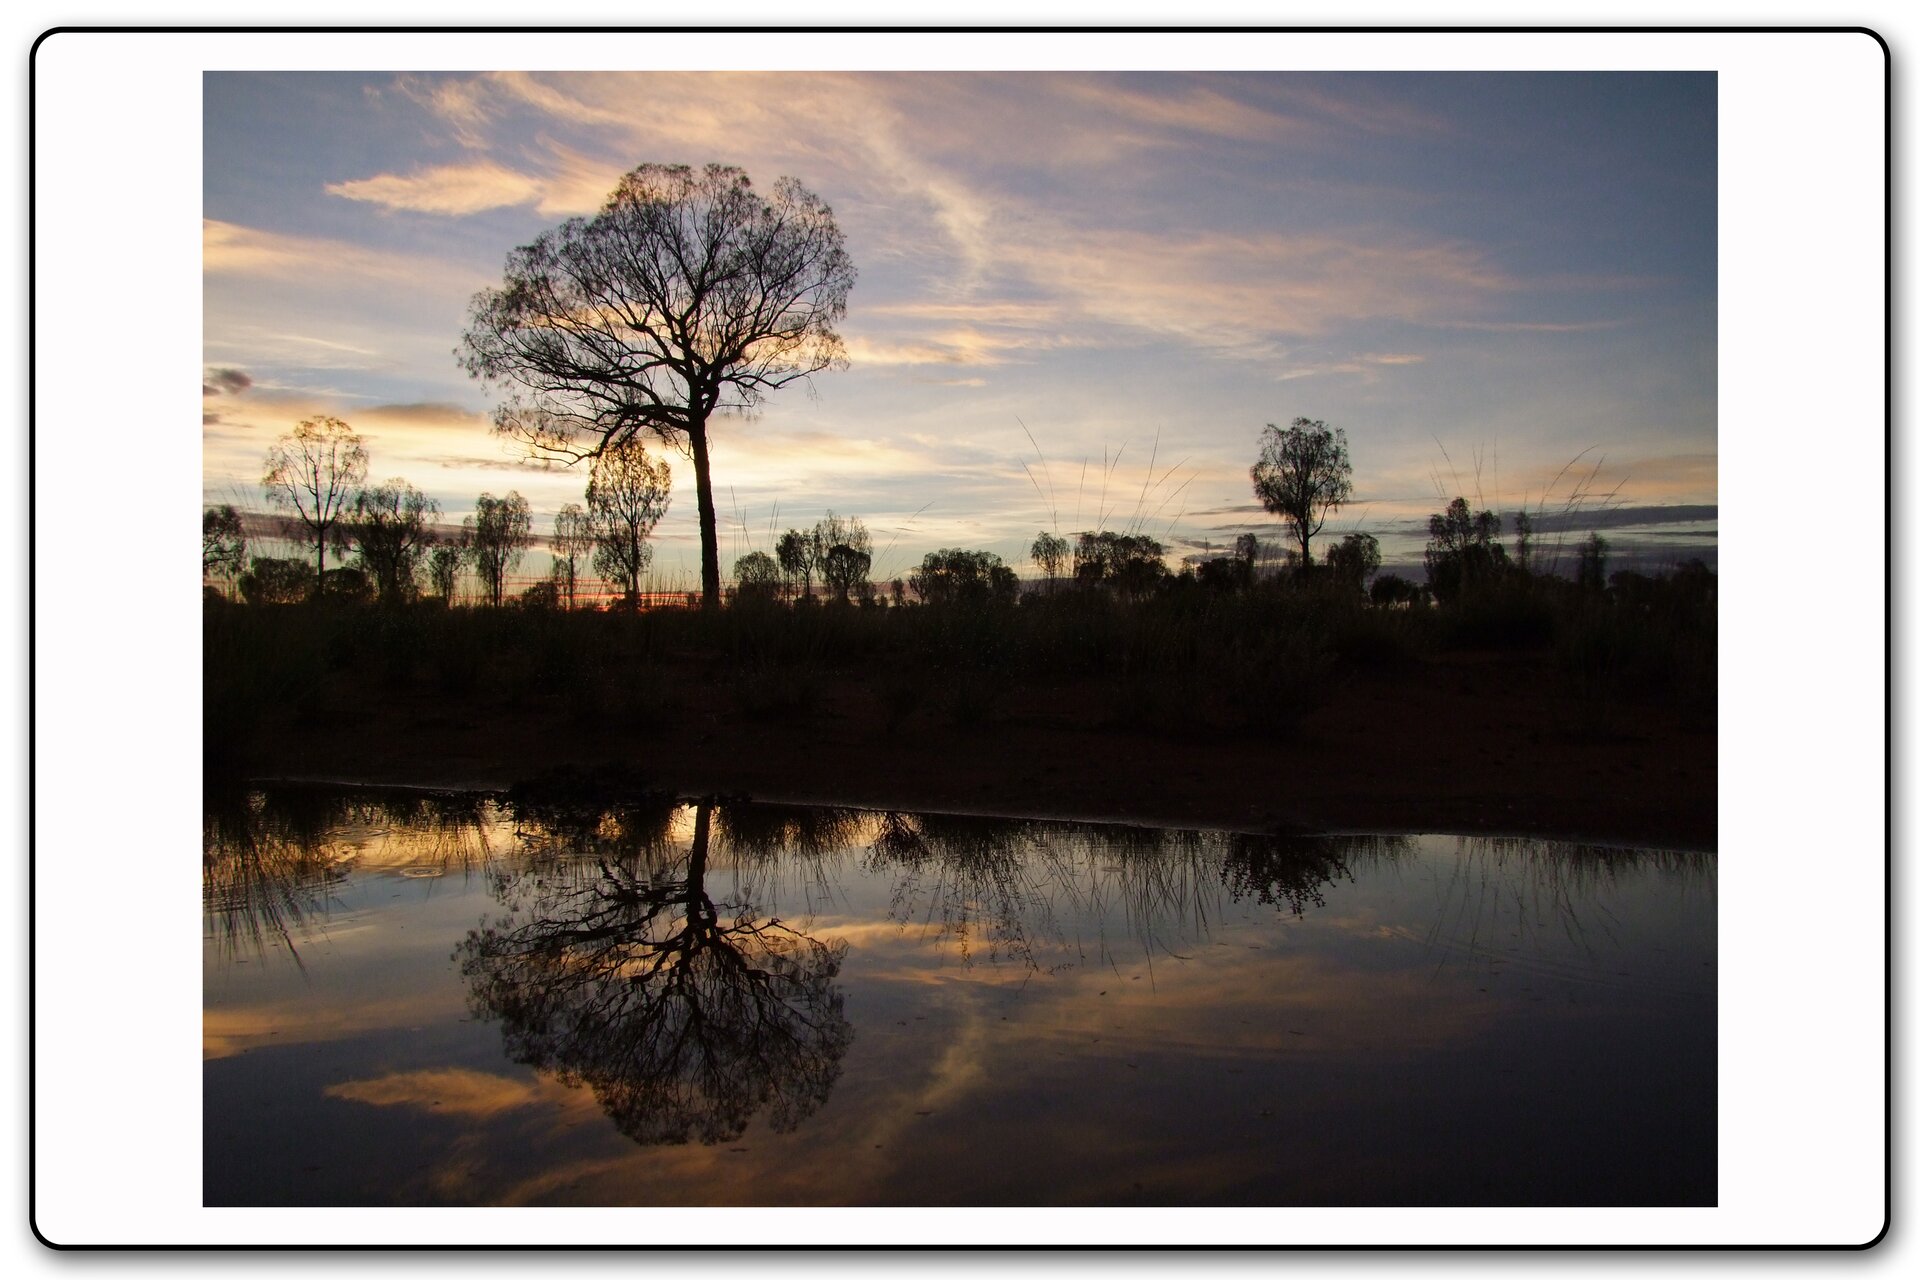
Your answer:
204;786;1714;1205
457;799;852;1146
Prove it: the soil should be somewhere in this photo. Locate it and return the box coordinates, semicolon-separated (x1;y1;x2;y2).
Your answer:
234;651;1715;850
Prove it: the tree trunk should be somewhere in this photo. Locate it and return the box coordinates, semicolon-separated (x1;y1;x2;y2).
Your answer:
688;420;721;609
314;524;327;601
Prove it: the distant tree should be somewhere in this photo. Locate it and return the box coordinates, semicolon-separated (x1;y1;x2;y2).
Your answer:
202;504;247;595
1233;532;1261;574
775;529;816;602
465;491;533;608
238;556;315;606
261;416;368;599
428;542;465;603
319;566;373;605
459;162;857;610
550;502;595;610
1513;510;1535;575
1424;498;1508;603
345;479;439;605
1325;531;1382;595
1369;572;1421;607
587;438;672;610
1073;531;1166;596
909;548;1018;606
1031;531;1070;591
519;577;560;610
1576;532;1610;592
733;551;783;602
1249;418;1353;578
814;512;872;605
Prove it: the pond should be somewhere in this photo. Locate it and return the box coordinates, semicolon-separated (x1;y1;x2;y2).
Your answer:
203;785;1715;1207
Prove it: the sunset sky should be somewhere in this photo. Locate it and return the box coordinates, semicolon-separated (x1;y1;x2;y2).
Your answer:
202;70;1716;586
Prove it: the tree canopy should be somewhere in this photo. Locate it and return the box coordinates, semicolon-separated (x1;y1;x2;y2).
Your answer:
1250;419;1353;577
459;162;856;610
262;416;367;599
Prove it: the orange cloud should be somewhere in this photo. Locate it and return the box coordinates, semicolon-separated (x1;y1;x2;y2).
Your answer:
325;161;544;215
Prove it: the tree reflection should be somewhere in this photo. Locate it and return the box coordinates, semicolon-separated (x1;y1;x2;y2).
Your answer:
1218;832;1410;916
458;799;853;1146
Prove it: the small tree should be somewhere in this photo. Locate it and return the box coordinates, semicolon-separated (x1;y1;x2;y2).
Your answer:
428;542;465;604
813;512;872;605
1513;510;1535;575
1233;532;1261;576
202;504;247;595
733;551;783;603
1576;531;1610;593
910;548;1018;606
1073;531;1166;597
1424;498;1508;603
239;556;316;606
1250;418;1353;578
775;528;818;602
262;416;368;599
465;491;532;608
588;438;672;610
346;479;439;605
550;502;595;610
1324;531;1381;595
1031;531;1070;592
459;163;856;610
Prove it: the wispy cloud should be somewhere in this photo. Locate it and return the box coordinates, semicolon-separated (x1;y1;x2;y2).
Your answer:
325;160;543;215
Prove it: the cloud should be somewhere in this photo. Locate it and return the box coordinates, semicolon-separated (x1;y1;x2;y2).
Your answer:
325;1068;557;1119
203;367;252;396
203;219;485;291
325;161;544;215
1056;78;1313;144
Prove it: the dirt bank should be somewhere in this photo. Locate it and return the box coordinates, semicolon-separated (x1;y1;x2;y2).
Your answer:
227;649;1715;850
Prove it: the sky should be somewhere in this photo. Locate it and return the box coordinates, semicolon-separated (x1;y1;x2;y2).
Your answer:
202;70;1716;587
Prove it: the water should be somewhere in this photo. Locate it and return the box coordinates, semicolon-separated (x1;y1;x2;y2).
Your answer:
203;786;1715;1207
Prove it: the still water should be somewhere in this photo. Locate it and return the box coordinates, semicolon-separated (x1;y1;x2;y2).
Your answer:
204;786;1715;1207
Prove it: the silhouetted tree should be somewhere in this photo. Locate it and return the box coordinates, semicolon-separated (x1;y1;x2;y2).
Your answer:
588;438;672;610
1369;572;1421;607
1576;531;1610;593
345;479;438;605
427;541;464;603
238;556;315;606
261;416;368;599
459;163;857;610
733;551;783;603
910;548;1018;605
465;491;532;608
1250;418;1353;578
319;565;373;605
458;800;853;1145
202;504;247;595
1513;510;1535;574
1424;498;1508;604
814;512;872;605
1234;531;1261;574
1031;530;1070;592
1073;531;1166;596
551;502;594;610
1325;531;1381;595
775;529;816;602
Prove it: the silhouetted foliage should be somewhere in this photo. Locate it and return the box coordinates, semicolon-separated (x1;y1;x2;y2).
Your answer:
203;504;247;595
1031;530;1070;590
1424;498;1509;604
910;548;1018;606
519;577;560;610
345;478;439;605
238;556;315;606
459;162;856;609
550;502;594;610
815;512;873;605
733;551;783;602
588;438;671;610
262;416;368;599
427;541;464;603
1369;572;1422;607
458;800;853;1145
1250;418;1353;578
775;529;815;601
1072;531;1166;595
465;491;532;608
1576;532;1610;593
320;566;373;605
1324;531;1381;595
1513;510;1535;574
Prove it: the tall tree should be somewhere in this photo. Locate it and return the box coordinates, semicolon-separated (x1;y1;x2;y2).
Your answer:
428;541;465;603
813;512;872;605
1030;530;1069;592
1250;418;1353;578
465;491;532;608
459;163;857;610
550;502;594;610
775;528;817;601
588;437;672;610
345;479;439;605
261;416;367;599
